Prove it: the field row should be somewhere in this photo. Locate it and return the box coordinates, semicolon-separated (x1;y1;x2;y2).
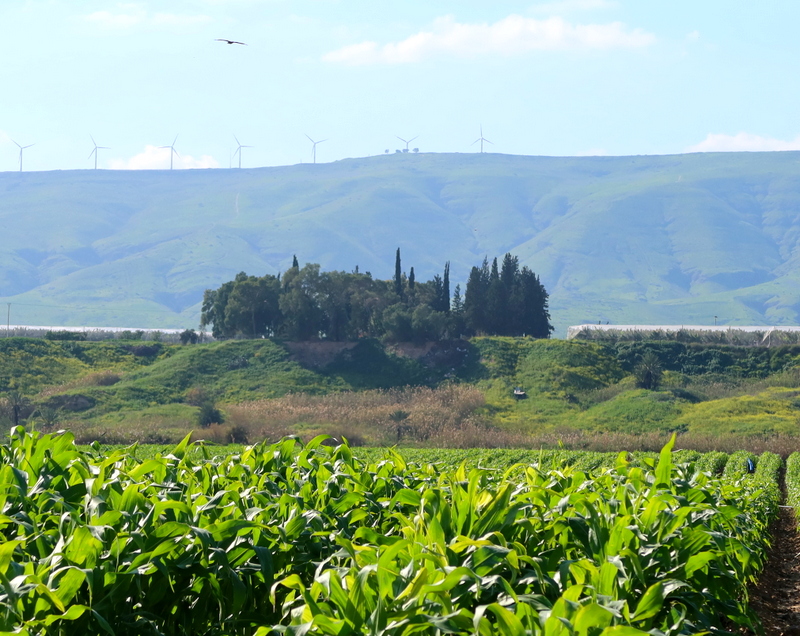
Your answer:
0;430;781;635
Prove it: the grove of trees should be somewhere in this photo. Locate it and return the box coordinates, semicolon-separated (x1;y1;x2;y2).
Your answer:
200;251;552;341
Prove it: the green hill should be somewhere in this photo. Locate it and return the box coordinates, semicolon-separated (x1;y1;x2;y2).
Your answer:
3;151;800;335
3;336;800;446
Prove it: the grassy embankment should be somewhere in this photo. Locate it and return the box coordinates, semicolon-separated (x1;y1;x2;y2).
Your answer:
2;336;800;450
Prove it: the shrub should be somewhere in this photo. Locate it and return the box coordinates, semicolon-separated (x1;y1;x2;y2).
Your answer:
44;330;87;341
197;402;224;428
180;329;199;345
184;387;210;407
634;351;663;390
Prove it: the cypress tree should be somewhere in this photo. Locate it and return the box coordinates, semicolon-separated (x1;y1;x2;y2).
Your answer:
451;284;463;314
409;267;415;291
442;262;450;313
394;248;403;298
464;258;490;334
292;254;299;269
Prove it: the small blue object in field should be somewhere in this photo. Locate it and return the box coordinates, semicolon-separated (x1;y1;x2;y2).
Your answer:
746;458;755;474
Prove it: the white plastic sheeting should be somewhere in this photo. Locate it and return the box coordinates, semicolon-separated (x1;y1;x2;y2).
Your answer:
566;324;800;340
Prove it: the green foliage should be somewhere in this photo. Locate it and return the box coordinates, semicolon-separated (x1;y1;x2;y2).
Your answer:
722;450;757;480
786;452;800;520
463;253;552;337
44;330;86;341
197;401;223;427
696;451;728;475
633;351;663;390
573;390;687;434
0;430;776;634
201;252;551;343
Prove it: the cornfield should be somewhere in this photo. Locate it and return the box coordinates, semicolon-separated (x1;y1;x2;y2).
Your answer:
0;427;780;634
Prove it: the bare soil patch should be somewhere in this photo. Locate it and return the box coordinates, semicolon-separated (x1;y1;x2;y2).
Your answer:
744;507;800;635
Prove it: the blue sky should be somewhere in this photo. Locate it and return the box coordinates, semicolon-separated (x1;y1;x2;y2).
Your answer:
2;0;799;172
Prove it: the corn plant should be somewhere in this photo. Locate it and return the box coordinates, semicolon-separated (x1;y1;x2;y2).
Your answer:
0;428;778;635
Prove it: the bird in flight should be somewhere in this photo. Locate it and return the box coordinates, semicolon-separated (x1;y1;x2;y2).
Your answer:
215;39;247;45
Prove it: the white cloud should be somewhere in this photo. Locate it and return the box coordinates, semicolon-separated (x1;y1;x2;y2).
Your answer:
323;14;655;65
0;130;11;146
84;4;210;30
686;133;800;153
108;146;219;170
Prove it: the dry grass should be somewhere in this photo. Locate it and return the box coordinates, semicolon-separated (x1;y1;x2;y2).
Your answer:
37;371;122;398
226;384;488;445
516;429;800;457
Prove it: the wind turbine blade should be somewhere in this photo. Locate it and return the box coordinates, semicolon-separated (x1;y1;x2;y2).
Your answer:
88;149;96;159
396;136;407;143
90;134;97;147
234;134;241;146
173;148;180;157
319;139;328;144
12;140;20;149
485;139;493;145
23;144;34;149
409;136;418;143
305;134;315;143
173;135;179;146
471;139;480;145
99;146;110;150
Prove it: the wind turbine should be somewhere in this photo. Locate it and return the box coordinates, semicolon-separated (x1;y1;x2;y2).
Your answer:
12;139;34;172
396;135;418;153
88;135;110;170
233;135;253;169
472;126;492;154
305;135;327;164
159;135;179;170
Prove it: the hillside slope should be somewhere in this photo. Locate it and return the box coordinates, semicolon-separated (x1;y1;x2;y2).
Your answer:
3;151;800;334
3;336;800;445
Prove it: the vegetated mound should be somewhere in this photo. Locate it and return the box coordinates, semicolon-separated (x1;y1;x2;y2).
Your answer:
3;335;800;448
6;151;800;335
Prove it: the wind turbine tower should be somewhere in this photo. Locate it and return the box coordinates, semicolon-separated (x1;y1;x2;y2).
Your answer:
233;135;253;169
472;126;492;154
396;135;418;153
160;135;180;170
12;140;34;172
305;135;327;164
88;135;110;170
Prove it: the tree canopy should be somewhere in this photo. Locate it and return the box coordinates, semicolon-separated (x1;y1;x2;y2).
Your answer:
201;252;552;341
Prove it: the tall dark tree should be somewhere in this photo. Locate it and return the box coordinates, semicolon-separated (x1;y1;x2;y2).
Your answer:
292;254;299;269
512;266;553;338
464;258;490;334
451;284;464;315
394;248;403;298
431;274;444;312
486;257;506;334
408;267;415;292
442;262;450;314
464;254;552;338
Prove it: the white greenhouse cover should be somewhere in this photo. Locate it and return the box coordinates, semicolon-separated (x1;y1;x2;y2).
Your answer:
566;324;800;339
